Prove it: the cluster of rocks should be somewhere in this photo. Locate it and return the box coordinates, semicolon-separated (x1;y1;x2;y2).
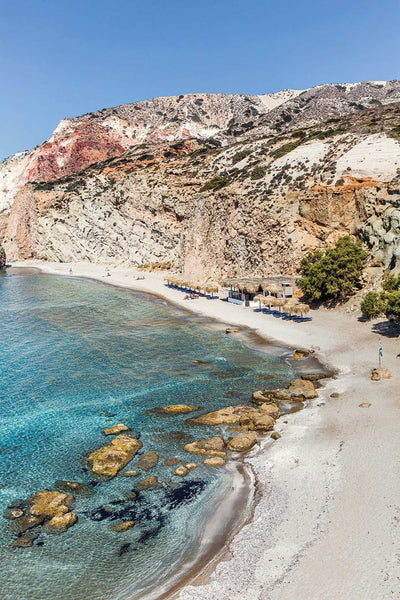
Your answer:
4;374;325;548
4;490;77;547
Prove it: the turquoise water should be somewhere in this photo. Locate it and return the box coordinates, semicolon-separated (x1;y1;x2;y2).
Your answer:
0;270;295;600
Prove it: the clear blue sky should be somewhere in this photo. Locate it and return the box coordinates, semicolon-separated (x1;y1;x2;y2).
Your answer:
1;0;399;160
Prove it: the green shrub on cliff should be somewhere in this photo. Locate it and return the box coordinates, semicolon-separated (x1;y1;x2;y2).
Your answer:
298;236;368;302
201;176;230;192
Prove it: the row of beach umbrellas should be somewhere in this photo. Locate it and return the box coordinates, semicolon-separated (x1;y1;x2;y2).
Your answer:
165;276;219;295
253;294;310;316
223;279;283;296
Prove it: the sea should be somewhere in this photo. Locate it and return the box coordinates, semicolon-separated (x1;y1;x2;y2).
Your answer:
0;268;296;600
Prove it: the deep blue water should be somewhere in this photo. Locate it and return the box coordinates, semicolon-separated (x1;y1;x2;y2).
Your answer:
0;270;295;600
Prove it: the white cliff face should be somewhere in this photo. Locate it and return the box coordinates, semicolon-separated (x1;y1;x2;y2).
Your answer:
335;134;400;181
0;150;31;214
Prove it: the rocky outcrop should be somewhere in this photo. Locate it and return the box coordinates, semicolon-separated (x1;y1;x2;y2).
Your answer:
184;436;226;457
6;490;77;544
252;378;318;405
87;434;142;477
103;423;130;436
0;245;5;268
2;82;400;279
190;403;279;431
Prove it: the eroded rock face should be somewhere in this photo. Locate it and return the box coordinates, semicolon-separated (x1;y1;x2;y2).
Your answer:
184;436;226;457
87;435;142;477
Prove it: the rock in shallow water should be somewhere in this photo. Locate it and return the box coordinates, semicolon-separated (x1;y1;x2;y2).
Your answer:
203;457;226;466
110;520;135;532
184;436;226;457
136;451;159;471
103;423;131;436
151;404;200;414
135;476;160;490
87;435;142;477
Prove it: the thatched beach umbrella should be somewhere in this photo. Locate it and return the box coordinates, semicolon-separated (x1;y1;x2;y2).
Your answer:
261;281;281;296
284;301;297;315
205;284;219;298
297;303;310;317
253;294;265;309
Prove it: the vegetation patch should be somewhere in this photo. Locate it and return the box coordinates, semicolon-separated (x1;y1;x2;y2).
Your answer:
271;141;302;159
232;149;252;164
250;166;267;180
298;236;368;302
200;176;230;192
361;275;400;321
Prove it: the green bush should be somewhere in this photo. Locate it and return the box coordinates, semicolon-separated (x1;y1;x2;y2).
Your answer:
389;125;400;138
251;166;267;180
271;141;301;159
297;236;368;302
360;292;386;319
200;176;230;192
232;150;251;164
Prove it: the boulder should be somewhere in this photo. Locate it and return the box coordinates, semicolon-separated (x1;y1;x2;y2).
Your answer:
87;435;142;477
0;245;5;269
371;368;393;381
152;404;200;414
135;476;160;490
288;378;318;400
203;457;226;466
359;403;372;408
190;405;243;426
28;490;74;518
136;451;159;471
227;432;257;453
330;392;340;398
301;372;330;381
259;403;280;419
184;436;226;457
226;327;239;333
252;390;270;404
110;520;135;532
271;432;282;440
13;534;37;548
293;349;310;360
174;465;189;476
43;511;77;533
103;423;130;436
249;413;275;431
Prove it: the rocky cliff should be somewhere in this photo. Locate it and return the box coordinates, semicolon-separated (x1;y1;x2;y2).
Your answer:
1;81;400;280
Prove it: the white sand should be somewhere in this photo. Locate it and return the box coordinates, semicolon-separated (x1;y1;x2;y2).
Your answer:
12;260;400;599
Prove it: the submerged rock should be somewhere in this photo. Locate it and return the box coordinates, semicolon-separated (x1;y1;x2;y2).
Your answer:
110;520;135;532
203;457;226;466
13;533;37;548
151;404;200;414
184;436;226;457
121;469;140;477
103;423;131;436
135;476;160;490
163;457;180;466
227;432;257;453
87;435;142;477
3;508;24;520
54;480;91;495
136;451;159;471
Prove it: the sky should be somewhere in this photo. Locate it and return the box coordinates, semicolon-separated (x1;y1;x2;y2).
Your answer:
1;0;400;160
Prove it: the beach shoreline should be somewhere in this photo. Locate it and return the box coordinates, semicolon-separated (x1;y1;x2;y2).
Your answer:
10;260;400;600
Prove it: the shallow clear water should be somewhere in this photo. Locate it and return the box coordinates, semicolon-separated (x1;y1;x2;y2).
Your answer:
0;270;295;600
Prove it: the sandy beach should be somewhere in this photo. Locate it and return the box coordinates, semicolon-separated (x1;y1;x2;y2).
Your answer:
12;260;400;600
